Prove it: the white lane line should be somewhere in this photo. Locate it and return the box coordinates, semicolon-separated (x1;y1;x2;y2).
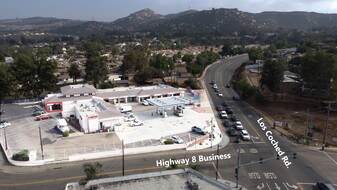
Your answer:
283;182;290;190
266;183;272;190
212;162;223;179
323;151;337;165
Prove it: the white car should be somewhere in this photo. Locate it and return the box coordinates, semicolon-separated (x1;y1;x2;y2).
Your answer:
240;130;251;141
235;121;244;130
124;114;137;122
217;93;223;97
130;119;144;127
0;121;11;129
219;111;228;119
142;100;149;106
171;135;184;144
57;125;70;133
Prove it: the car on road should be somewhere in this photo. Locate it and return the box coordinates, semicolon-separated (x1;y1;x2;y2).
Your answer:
316;182;336;190
219;111;228;119
231;115;239;122
217;93;223;97
235;121;244;130
226;107;234;114
36;114;51;121
0;121;11;128
191;126;207;135
240;130;251;140
216;105;224;111
223;120;233;128
212;84;218;89
214;88;220;92
232;96;240;101
171;135;184;144
223;102;229;108
226;84;231;88
130;119;144;127
210;80;215;85
227;127;237;136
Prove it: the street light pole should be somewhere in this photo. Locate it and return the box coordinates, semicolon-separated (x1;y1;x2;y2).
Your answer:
235;148;240;188
322;102;331;151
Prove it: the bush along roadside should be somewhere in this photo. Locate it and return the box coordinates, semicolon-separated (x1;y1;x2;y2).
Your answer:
12;149;29;161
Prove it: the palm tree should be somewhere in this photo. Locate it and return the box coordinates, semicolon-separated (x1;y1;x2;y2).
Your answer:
83;162;102;181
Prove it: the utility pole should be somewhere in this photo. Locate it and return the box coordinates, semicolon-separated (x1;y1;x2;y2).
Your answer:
4;127;8;150
322;102;331;151
215;145;220;180
235;148;240;188
39;126;44;160
122;139;125;176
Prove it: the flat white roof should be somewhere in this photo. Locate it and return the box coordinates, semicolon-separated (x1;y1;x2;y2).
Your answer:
147;96;195;107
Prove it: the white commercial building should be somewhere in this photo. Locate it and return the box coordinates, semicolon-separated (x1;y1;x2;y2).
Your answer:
44;84;185;134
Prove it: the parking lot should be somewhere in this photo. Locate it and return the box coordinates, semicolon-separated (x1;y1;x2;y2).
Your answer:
0;91;221;161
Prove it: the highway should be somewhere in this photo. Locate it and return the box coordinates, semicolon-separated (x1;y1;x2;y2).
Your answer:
0;54;336;190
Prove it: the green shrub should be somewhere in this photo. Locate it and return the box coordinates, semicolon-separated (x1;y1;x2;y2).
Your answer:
63;131;70;137
171;82;179;88
164;139;174;144
189;164;201;171
12;149;29;161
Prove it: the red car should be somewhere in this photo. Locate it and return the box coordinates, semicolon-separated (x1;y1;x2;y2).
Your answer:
216;105;224;111
36;114;52;121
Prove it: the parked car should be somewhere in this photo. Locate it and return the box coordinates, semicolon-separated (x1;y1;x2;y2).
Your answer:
219;111;228;119
212;84;218;89
171;135;184;144
217;93;223;97
32;110;45;116
227;127;237;136
210;80;215;85
124;114;137;122
240;130;251;140
142;100;149;106
214;88;220;92
216;105;224;111
235;121;244;130
191;126;207;135
0;121;11;129
130;119;144;127
36;114;51;121
316;182;336;190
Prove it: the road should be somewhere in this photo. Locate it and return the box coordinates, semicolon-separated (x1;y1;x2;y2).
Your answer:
0;55;336;190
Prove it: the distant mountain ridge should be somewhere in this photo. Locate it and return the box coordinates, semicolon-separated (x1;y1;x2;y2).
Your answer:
2;8;337;36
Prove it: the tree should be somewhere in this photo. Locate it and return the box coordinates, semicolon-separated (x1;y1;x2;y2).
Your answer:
248;48;264;63
260;59;287;93
186;63;202;78
220;43;232;57
35;57;58;96
121;48;149;74
84;42;108;88
0;64;14;99
68;64;81;83
83;162;102;181
182;54;194;64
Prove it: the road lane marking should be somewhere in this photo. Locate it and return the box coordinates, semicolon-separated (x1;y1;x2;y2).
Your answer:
212;162;223;179
266;182;272;190
250;148;258;153
283;182;290;190
323;151;337;165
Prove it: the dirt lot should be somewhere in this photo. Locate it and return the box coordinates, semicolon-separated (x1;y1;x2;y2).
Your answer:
244;70;337;147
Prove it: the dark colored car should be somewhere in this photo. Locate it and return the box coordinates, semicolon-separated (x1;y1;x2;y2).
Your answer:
223;120;233;128
191;126;207;135
223;102;229;107
227;127;237;136
226;84;231;88
233;96;240;101
214;88;220;92
226;107;233;114
216;105;224;111
316;182;336;190
231;115;239;122
210;80;215;85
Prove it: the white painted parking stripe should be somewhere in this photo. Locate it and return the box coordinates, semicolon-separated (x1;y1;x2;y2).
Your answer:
323;151;337;165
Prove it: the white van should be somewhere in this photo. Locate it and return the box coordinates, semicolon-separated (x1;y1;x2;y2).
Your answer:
55;119;70;133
